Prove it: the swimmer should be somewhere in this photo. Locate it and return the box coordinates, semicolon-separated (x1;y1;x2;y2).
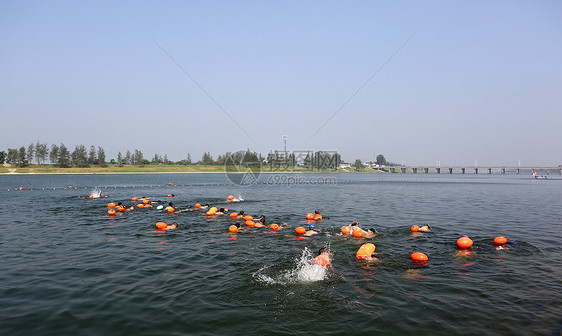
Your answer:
254;215;266;228
199;204;210;209
304;223;319;236
216;208;226;215
314;209;323;221
164;202;176;212
237;211;245;219
143;201;153;208
117;202;134;211
313;248;331;267
350;221;376;238
419;225;431;233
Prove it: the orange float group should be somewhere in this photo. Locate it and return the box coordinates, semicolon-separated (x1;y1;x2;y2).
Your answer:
494;236;508;245
410;225;419;232
305;213;315;220
270;224;279;231
295;227;306;235
228;225;238;233
411;252;429;262
341;226;351;235
457;235;473;249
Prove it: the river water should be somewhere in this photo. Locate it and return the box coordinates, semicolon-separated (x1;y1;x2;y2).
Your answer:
0;173;560;335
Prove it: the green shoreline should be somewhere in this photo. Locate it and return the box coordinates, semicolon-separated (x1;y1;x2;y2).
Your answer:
1;164;377;175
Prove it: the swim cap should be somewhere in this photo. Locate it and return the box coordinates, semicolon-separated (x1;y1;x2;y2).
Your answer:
308;224;315;230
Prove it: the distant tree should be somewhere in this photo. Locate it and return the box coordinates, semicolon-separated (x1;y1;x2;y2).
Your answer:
376;154;387;166
134;149;143;165
7;148;18;164
50;144;59;164
151;154;161;164
58;144;71;167
164;154;169;164
18;146;28;166
0;151;5;164
97;147;106;167
124;150;131;165
27;143;35;164
117;152;123;166
353;159;364;170
88;145;97;164
35;142;48;164
110;159;116;164
201;152;214;165
186;153;192;164
72;145;88;167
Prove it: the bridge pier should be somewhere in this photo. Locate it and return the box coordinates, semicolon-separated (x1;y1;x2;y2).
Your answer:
501;168;505;174
474;168;478;174
435;168;440;174
423;168;429;174
412;168;417;173
487;168;492;174
516;169;519;175
547;169;550;175
401;168;406;173
460;168;465;174
448;168;453;174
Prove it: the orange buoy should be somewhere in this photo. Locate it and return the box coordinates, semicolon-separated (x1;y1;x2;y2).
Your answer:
352;229;364;238
68;186;73;189
117;206;126;212
356;243;376;260
411;252;429;262
244;215;253;221
108;203;116;208
195;203;201;208
494;236;508;245
228;225;238;233
89;195;94;199
132;197;138;201
270;224;279;231
313;255;329;266
228;195;234;200
167;194;173;198
341;226;351;235
206;210;216;216
167;208;175;213
457;235;473;249
245;220;255;227
295;227;306;235
305;213;315;220
229;212;238;218
210;207;218;212
137;204;145;208
156;222;168;229
108;209;116;216
411;225;420;232
143;199;149;204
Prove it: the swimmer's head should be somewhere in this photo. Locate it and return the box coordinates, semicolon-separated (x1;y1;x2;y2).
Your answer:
234;223;241;228
315;210;320;214
118;202;123;206
205;204;210;207
309;224;315;230
368;228;377;233
239;211;245;216
169;202;173;206
219;208;225;212
318;247;326;255
351;221;358;226
259;216;266;224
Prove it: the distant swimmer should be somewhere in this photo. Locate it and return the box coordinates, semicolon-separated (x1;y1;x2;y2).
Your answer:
254;215;266;228
117;202;134;212
313;248;331;267
356;243;378;262
418;225;431;233
314;210;323;221
350;221;378;238
164;202;176;212
304;223;319;236
237;210;245;219
215;208;226;215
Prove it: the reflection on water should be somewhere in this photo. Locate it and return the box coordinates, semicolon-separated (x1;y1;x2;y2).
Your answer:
0;173;561;335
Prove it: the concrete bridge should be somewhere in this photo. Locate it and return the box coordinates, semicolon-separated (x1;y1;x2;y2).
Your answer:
379;166;562;174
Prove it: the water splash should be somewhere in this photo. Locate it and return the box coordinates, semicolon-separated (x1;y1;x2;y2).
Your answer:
253;247;328;285
90;189;102;199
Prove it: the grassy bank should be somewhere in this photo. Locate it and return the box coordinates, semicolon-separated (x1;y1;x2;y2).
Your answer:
0;164;376;174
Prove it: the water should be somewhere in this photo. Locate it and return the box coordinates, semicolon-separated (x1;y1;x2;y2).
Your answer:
1;173;561;335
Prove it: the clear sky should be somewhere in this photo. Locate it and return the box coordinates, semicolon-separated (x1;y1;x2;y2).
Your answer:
1;0;561;166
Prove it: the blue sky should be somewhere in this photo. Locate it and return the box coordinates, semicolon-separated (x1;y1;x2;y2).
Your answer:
1;1;561;165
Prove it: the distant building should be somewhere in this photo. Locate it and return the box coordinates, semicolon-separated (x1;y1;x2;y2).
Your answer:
339;162;351;169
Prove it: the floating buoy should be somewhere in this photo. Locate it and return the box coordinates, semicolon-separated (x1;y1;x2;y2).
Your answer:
132;197;138;201
167;208;175;213
167;194;173;197
356;243;376;259
313;255;329;266
195;203;201;208
156;222;167;229
118;206;126;212
244;215;253;221
411;225;420;232
68;186;73;189
108;209;116;216
457;235;473;249
270;224;279;231
245;220;255;227
411;252;429;262
494;236;508;245
108;203;116;209
206;210;216;216
137;204;145;208
352;229;364;238
143;199;149;204
295;227;306;235
229;225;238;233
210;207;218;212
229;212;238;218
89;195;94;199
305;213;315;220
228;195;234;200
341;226;351;235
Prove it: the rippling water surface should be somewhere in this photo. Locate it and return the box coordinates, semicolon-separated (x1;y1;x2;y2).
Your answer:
1;173;561;335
